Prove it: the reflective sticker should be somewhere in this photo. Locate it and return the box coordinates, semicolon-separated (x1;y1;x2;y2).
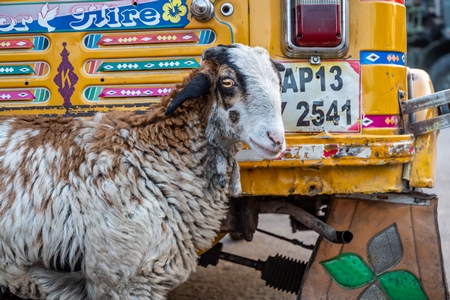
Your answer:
362;115;400;128
360;51;406;66
367;224;403;275
359;283;389;300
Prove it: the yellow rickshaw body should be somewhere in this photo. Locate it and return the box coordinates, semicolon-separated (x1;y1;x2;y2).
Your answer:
0;1;447;298
0;0;436;195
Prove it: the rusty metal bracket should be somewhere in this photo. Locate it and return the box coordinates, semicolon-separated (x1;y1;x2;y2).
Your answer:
399;89;450;135
223;198;353;244
336;191;435;206
258;201;353;244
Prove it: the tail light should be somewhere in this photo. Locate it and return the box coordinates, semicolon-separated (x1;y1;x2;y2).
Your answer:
282;0;349;58
293;0;341;47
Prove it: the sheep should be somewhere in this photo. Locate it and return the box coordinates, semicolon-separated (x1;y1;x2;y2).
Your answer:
0;43;286;300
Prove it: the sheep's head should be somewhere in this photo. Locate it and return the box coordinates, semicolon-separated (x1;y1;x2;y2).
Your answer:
166;44;286;159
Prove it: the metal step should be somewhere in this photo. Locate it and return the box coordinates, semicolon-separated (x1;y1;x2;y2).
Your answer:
399;89;450;135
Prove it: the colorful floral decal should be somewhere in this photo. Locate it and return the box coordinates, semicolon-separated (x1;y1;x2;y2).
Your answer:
321;224;428;300
163;0;188;23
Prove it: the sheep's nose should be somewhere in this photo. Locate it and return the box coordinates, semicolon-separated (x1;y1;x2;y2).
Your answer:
267;131;285;149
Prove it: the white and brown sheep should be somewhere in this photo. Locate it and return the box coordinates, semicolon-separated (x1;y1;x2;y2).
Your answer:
0;44;286;300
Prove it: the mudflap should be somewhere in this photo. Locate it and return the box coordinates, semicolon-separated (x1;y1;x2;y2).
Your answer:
298;195;449;299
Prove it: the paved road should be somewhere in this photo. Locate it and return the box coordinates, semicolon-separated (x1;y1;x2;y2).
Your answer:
431;129;450;283
169;130;450;300
168;214;318;300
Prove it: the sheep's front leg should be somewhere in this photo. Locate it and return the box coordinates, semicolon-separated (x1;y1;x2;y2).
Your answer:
28;267;86;300
84;221;192;300
0;264;46;299
85;259;188;300
86;277;172;300
83;251;172;299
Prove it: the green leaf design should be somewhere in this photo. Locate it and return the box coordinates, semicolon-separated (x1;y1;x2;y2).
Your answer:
379;270;428;300
321;253;374;289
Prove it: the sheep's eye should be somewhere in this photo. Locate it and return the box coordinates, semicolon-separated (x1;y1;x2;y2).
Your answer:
221;79;234;88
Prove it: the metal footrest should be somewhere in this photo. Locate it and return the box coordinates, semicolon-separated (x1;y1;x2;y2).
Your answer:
400;89;450;135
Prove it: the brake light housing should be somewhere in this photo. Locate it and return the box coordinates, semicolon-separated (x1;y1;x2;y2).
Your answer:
282;0;349;58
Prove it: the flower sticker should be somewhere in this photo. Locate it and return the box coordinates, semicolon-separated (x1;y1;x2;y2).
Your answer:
163;0;187;24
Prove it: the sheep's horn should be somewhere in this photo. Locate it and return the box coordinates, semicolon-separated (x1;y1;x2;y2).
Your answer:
165;73;211;116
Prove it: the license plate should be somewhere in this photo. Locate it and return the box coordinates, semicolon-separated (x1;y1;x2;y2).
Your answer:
279;61;360;133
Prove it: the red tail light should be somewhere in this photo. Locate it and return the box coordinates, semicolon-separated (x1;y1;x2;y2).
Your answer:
293;0;342;47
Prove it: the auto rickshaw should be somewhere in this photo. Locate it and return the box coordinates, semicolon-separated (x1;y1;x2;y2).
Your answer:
0;0;448;298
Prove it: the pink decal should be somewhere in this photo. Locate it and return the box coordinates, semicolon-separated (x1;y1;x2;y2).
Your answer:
362;115;400;128
0;90;35;101
99;87;173;98
0;39;33;49
348;121;360;131
348;61;360;74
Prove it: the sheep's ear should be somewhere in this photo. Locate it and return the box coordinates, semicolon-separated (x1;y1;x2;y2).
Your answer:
165;73;211;116
271;58;285;72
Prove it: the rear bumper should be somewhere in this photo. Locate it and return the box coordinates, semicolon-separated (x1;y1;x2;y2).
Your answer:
237;133;416;196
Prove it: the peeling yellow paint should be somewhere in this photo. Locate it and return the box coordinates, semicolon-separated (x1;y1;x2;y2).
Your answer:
409;69;438;188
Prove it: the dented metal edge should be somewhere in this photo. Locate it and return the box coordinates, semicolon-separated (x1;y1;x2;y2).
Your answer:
236;135;415;167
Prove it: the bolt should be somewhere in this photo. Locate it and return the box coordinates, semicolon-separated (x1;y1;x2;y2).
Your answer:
310;56;321;65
